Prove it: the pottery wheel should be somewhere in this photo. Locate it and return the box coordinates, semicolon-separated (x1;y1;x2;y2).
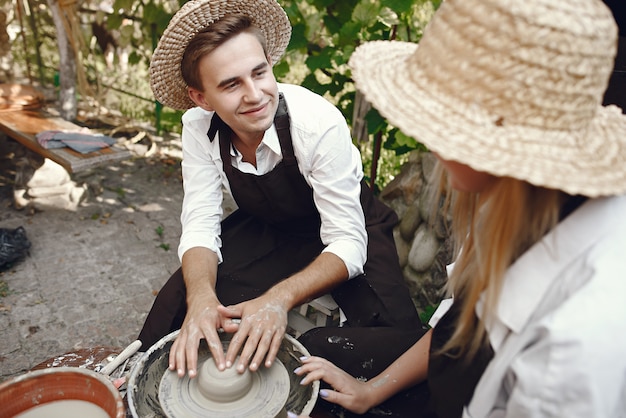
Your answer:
159;354;290;417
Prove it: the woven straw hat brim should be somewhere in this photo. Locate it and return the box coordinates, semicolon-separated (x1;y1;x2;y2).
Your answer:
150;0;291;110
349;2;626;198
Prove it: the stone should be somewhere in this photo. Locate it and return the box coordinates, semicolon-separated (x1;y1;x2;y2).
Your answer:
398;204;421;242
393;228;409;269
420;151;438;181
408;224;439;273
380;152;423;208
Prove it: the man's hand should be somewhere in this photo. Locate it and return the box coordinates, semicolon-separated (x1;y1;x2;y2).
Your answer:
217;294;288;373
168;299;226;378
174;247;223;378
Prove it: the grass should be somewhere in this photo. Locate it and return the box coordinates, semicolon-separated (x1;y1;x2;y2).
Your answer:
0;280;9;297
155;226;169;250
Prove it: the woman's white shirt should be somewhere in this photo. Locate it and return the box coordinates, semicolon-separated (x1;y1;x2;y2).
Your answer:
465;194;626;417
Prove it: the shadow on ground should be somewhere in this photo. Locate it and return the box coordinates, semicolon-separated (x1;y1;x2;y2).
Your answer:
0;128;186;382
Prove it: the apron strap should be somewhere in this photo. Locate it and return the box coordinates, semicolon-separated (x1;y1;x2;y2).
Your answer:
213;93;296;174
274;93;298;166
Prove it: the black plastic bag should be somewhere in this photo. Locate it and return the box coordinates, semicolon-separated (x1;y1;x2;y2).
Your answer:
0;226;31;271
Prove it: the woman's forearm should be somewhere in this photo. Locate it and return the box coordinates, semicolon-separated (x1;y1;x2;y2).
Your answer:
365;329;432;407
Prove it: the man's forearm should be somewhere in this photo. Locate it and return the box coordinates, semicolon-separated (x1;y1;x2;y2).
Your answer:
181;246;220;307
265;251;349;311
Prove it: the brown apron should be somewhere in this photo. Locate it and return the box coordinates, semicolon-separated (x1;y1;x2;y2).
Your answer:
426;302;494;418
138;95;424;386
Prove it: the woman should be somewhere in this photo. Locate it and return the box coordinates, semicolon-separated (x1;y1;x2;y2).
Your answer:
293;0;626;416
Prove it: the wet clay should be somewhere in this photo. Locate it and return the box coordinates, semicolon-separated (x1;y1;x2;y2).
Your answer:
128;331;319;417
159;355;289;418
15;400;110;418
196;357;253;401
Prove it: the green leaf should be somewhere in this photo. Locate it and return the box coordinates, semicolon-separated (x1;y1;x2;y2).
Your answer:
365;108;387;135
383;129;427;154
419;302;440;326
326;77;345;96
312;0;335;8
394;130;419;149
112;0;133;13
105;14;124;30
143;2;162;24
119;24;134;39
378;6;401;27
128;51;141;65
330;1;359;23
301;73;325;94
281;1;303;23
305;48;333;72
338;22;361;45
382;0;415;14
289;22;308;51
323;14;343;35
340;44;356;65
273;60;290;80
352;1;380;26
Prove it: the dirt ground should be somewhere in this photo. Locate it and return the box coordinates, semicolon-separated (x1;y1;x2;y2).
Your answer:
0;127;192;382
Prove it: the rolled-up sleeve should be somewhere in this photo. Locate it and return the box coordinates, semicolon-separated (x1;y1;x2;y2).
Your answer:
290;92;367;278
178;109;225;262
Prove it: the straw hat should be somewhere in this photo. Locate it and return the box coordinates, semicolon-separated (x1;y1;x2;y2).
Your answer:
150;0;291;110
349;0;626;197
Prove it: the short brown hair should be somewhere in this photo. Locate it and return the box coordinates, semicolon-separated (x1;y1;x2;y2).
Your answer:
181;15;269;91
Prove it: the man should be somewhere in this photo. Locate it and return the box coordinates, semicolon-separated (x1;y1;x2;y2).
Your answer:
138;0;424;387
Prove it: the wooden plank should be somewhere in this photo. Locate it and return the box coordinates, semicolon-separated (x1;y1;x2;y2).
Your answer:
0;109;132;173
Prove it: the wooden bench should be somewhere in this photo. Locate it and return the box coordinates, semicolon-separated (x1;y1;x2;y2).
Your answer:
0;109;132;173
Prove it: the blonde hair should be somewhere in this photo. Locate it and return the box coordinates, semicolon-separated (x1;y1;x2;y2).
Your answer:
430;162;567;359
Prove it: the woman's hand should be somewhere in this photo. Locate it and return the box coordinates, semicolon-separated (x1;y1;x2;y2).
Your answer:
294;356;374;414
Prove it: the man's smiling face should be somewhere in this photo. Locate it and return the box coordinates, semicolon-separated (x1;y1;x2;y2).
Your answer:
188;31;279;145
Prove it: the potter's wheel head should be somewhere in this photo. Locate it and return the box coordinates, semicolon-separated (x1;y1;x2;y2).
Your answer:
127;330;319;417
159;355;289;417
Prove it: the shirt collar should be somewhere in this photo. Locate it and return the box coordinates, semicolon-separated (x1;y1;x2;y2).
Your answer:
208;113;281;158
263;125;281;155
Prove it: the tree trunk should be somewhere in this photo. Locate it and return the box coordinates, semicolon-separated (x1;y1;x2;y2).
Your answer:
46;0;77;121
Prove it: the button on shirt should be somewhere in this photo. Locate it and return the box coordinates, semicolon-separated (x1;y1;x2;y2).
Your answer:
178;83;367;278
465;195;626;417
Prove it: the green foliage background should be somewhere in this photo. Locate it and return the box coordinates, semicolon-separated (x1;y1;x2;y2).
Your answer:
5;0;439;189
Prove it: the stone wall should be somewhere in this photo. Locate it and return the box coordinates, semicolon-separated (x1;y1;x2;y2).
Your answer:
380;151;452;317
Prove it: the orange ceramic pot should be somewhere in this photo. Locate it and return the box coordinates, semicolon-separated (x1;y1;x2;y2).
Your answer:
0;366;125;418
